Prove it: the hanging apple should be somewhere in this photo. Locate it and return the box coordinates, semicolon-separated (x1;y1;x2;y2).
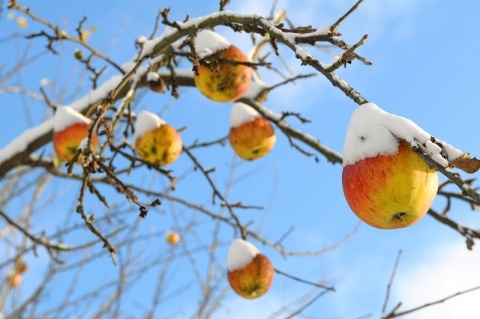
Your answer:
133;110;182;166
229;102;276;160
194;30;252;103
227;238;274;299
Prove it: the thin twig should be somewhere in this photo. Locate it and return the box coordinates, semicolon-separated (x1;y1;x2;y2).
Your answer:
275;268;335;291
382;250;403;314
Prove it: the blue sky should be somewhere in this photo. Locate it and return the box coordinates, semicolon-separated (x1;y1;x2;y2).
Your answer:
1;1;480;318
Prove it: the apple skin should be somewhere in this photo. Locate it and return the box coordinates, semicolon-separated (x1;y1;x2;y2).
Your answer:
229;118;276;161
135;124;182;166
342;140;438;229
53;123;98;162
194;45;252;103
227;253;274;299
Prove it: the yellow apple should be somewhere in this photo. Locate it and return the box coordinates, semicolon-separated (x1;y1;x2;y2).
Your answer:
227;239;274;299
53;123;98;162
194;44;252;103
133;111;182;166
342;140;438;229
165;230;180;245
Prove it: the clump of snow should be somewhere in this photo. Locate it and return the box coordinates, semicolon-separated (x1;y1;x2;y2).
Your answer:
227;238;260;272
136;35;147;44
343;103;464;167
147;71;160;82
78;138;89;151
121;62;136;73
54;107;91;132
230;102;262;128
194;29;231;58
133;110;166;142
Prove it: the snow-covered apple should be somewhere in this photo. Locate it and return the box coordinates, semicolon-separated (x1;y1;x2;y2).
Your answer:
133;110;182;166
227;239;274;299
193;30;252;103
229;102;276;160
342;103;439;229
53;107;98;162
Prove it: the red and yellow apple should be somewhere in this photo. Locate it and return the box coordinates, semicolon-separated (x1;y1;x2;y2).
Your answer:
133;110;182;166
342;140;438;229
227;239;274;299
53;107;98;162
229;103;276;160
194;31;251;102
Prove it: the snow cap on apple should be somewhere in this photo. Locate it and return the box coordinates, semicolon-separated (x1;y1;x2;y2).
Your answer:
229;102;276;161
133;110;182;166
343;103;464;166
342;103;443;229
194;29;231;59
227;238;274;299
53;107;98;162
227;238;260;271
54;106;91;133
132;110;166;143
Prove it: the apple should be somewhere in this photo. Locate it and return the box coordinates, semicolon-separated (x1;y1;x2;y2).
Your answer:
229;103;276;160
342;140;438;229
342;103;439;229
53;107;98;162
133;110;182;166
165;230;180;245
227;239;274;299
193;30;252;103
6;272;22;288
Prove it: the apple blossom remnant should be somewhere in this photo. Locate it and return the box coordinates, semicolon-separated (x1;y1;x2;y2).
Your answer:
343;103;464;167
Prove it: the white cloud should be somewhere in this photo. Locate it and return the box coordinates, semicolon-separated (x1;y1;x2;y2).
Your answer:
392;241;480;319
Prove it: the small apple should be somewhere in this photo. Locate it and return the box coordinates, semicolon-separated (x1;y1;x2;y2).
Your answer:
6;272;22;288
227;239;274;299
133;110;182;166
342;104;438;229
229;102;276;161
53;107;98;162
194;30;252;103
165;230;180;245
147;71;165;93
16;16;28;28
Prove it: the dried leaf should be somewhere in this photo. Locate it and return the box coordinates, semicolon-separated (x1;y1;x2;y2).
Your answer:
466;237;474;251
450;153;480;174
